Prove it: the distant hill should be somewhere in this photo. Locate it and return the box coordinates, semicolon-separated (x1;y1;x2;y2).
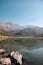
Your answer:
0;22;24;36
37;34;43;37
15;27;39;36
0;22;23;32
0;22;43;36
15;25;43;36
24;25;43;34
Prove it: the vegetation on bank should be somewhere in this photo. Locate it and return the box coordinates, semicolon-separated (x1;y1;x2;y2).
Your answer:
0;29;38;37
37;34;43;37
0;36;9;41
0;32;9;40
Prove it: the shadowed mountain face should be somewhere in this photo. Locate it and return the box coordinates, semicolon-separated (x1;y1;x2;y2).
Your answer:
0;22;43;36
15;25;43;36
15;28;39;36
37;33;43;37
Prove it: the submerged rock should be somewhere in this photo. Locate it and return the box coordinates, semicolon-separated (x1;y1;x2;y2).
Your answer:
0;49;6;55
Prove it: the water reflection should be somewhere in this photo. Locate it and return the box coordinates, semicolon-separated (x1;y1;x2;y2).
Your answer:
0;38;43;65
19;48;43;65
15;38;43;49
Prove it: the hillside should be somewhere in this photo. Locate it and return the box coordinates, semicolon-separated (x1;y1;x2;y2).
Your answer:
24;25;43;34
0;35;9;40
15;25;43;36
15;28;39;36
37;34;43;37
0;22;43;36
0;22;23;32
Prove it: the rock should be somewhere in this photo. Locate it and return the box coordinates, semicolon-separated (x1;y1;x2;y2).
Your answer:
0;58;11;65
0;49;26;65
6;54;20;65
10;51;23;65
5;51;20;65
0;49;6;55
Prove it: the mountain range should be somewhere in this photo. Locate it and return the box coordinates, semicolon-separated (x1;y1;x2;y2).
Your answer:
0;22;23;31
0;22;43;36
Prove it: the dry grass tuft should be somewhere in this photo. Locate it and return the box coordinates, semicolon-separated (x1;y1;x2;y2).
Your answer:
0;35;9;41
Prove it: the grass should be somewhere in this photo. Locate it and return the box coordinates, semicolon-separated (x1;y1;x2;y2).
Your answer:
0;35;9;41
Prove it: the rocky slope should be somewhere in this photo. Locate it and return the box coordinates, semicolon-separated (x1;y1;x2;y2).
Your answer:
0;22;23;31
0;22;43;36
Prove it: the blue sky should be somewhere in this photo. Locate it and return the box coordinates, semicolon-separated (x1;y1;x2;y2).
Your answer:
0;0;43;27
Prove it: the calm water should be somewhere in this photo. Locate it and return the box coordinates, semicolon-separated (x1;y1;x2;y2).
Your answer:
0;38;43;65
19;48;43;65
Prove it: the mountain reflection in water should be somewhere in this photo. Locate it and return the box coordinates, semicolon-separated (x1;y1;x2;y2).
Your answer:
19;48;43;65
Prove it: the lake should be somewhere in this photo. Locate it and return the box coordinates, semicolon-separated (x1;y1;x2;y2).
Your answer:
19;48;43;65
0;38;43;65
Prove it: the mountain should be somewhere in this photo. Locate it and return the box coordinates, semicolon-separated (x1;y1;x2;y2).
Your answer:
0;22;43;36
37;33;43;37
0;22;23;31
15;27;39;36
15;25;43;36
24;25;43;34
0;22;24;36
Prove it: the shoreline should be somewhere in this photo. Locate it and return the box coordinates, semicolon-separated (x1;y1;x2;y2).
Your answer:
0;35;43;41
9;36;43;39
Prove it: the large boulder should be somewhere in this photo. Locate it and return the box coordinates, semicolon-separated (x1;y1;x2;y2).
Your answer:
0;58;11;65
10;51;23;65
